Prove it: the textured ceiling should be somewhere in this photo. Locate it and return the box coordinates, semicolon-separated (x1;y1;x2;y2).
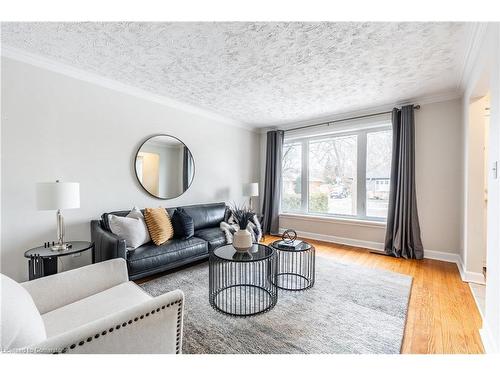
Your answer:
1;22;467;127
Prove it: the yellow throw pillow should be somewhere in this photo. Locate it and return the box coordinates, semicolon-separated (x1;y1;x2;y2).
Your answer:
144;207;174;245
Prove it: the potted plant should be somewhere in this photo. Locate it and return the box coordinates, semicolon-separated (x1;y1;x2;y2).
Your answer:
231;204;255;251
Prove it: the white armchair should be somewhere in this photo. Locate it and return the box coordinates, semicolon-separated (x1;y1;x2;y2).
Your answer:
1;258;184;354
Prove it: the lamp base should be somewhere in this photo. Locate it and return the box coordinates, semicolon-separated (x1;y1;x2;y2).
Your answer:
51;242;70;251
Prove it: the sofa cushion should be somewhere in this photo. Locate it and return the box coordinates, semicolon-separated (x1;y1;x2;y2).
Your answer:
127;237;208;276
194;227;226;251
181;202;226;230
42;282;151;338
1;274;47;350
171;208;194;240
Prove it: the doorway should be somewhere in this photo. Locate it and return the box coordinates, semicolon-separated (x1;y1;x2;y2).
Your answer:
466;93;491;318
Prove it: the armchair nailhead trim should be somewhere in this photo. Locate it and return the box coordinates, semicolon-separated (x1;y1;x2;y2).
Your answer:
176;301;182;354
52;299;183;354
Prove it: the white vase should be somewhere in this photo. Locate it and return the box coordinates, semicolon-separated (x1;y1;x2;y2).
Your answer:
233;228;253;251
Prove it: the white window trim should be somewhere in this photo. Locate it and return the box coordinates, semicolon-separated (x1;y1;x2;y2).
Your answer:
279;212;387;229
281;124;391;223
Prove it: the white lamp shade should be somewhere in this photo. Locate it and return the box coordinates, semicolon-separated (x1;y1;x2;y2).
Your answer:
243;182;259;197
36;182;80;210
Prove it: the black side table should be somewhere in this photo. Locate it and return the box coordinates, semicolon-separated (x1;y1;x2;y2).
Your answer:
24;241;95;280
270;240;315;291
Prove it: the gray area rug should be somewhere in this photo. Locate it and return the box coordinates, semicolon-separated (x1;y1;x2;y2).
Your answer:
140;255;412;354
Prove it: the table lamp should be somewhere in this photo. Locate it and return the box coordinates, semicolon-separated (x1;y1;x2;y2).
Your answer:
243;182;259;210
37;180;80;251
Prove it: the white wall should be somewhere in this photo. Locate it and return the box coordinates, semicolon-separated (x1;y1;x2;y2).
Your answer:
1;57;260;282
269;98;463;255
461;24;500;353
414;99;463;254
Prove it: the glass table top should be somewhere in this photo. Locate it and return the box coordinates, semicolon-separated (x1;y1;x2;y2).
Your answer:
269;240;313;252
24;241;93;258
212;243;274;262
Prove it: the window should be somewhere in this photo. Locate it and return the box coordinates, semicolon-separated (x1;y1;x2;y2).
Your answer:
281;122;392;221
309;135;357;215
281;142;302;212
366;130;392;218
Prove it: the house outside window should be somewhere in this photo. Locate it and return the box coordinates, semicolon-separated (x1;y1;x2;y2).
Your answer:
281;116;392;221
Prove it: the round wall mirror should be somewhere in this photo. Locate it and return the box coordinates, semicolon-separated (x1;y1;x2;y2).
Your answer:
134;134;195;199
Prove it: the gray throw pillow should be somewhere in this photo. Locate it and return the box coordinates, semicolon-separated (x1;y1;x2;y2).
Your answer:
108;207;150;250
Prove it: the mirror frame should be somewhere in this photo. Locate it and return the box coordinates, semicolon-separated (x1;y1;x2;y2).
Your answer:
134;134;195;200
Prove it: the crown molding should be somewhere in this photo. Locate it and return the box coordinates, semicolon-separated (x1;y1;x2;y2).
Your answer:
259;89;462;133
457;22;489;92
2;44;465;135
1;45;257;132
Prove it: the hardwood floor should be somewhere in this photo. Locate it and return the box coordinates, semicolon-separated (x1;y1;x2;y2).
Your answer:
263;235;484;354
138;235;484;354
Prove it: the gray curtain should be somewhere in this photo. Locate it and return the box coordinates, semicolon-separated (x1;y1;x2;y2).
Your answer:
262;130;284;234
384;105;424;259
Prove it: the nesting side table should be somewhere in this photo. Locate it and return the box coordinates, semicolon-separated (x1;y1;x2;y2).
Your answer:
269;240;315;291
209;243;278;317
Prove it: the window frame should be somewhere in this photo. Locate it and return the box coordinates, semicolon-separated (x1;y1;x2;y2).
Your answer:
280;124;392;222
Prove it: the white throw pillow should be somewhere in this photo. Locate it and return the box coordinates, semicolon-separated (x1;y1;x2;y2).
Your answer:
108;207;150;250
127;206;151;244
1;274;47;351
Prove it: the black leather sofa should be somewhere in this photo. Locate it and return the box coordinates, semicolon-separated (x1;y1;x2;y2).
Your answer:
91;202;227;280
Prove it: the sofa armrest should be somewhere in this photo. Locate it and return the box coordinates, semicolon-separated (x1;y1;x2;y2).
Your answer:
21;259;129;314
91;220;127;262
25;290;184;354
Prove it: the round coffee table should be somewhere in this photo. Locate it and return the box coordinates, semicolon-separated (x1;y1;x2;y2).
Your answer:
209;243;278;317
270;240;315;291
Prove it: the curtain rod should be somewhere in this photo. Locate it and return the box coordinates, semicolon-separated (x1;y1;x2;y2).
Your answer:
284;104;420;133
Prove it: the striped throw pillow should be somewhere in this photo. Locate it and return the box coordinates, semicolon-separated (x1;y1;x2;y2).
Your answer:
144;207;174;245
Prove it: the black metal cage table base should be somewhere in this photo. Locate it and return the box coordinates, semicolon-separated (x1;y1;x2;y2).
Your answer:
270;240;315;291
209;244;277;317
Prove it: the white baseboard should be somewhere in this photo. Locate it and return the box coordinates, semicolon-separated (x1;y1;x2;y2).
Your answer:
280;228;460;263
457;258;486;285
278;228;384;251
278;228;486;282
423;249;461;263
480;324;497;354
